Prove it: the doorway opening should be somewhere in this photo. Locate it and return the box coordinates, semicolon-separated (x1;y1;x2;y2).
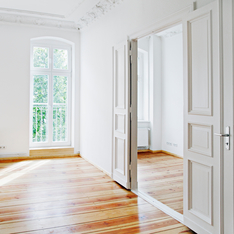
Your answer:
136;24;184;215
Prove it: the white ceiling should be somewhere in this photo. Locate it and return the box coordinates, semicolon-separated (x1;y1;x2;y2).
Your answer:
0;0;123;29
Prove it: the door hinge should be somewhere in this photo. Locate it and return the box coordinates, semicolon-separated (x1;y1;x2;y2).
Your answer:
130;112;132;121
129;50;132;63
129;164;132;170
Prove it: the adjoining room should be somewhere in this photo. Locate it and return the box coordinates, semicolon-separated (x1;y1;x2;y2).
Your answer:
137;24;184;214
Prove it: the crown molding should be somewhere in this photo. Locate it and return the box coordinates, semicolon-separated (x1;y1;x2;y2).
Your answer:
77;0;124;29
0;0;125;30
0;7;65;19
158;29;183;38
0;12;80;30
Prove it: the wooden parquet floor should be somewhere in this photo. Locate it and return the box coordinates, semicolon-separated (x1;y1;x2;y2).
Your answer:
138;152;183;214
0;156;193;233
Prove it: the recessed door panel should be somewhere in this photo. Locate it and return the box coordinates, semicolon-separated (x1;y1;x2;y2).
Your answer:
188;123;212;157
188;160;212;224
188;14;212;116
184;2;221;233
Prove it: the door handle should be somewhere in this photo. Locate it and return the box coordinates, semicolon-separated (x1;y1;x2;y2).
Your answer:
214;126;230;150
214;133;229;137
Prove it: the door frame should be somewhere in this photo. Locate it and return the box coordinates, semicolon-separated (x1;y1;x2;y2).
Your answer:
128;0;229;232
221;0;234;233
128;3;193;225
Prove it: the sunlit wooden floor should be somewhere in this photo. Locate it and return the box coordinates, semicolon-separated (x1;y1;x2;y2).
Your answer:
138;152;183;214
0;156;192;233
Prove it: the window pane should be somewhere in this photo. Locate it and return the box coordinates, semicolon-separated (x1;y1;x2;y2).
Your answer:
32;74;48;143
53;106;67;142
53;76;68;142
53;76;67;103
53;49;68;69
32;106;48;142
33;47;49;68
33;75;48;104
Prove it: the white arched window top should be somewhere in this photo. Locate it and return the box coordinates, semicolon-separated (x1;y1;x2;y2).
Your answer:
30;38;73;147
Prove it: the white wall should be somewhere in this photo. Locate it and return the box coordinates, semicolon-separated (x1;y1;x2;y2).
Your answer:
0;23;80;157
138;32;183;157
161;32;183;156
149;35;162;151
80;0;214;174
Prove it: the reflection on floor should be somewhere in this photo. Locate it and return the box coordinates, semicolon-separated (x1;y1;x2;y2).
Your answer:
138;152;183;214
0;157;194;233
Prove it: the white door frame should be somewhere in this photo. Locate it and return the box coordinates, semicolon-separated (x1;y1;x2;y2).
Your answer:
128;0;232;233
129;3;193;191
129;3;193;225
221;0;234;233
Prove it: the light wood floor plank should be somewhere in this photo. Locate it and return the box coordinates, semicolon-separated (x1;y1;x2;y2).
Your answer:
138;152;184;215
0;157;194;233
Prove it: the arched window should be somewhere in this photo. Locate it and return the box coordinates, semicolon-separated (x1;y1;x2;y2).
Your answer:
30;38;72;147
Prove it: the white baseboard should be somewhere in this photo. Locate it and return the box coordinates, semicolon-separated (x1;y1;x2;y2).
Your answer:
80;154;111;178
132;189;184;224
0;153;28;158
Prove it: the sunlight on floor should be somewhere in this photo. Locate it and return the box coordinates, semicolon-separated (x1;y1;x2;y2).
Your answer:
0;161;31;176
0;160;50;186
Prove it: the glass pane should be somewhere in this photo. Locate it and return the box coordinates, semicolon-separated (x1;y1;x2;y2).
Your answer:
53;49;68;69
32;105;48;142
53;76;68;142
32;75;48;143
33;47;49;68
33;75;48;104
53;76;67;103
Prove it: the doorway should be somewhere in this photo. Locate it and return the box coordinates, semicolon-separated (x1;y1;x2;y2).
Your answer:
112;3;223;233
137;24;184;215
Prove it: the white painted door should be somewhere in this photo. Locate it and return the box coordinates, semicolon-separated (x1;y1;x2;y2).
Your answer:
183;2;222;233
112;40;132;189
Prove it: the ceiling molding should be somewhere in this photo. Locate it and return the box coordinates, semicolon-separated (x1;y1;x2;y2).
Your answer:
0;12;80;30
77;0;124;29
0;0;125;30
0;7;65;19
160;29;182;38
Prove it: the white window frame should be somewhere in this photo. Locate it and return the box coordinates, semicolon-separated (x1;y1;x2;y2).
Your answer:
30;40;72;148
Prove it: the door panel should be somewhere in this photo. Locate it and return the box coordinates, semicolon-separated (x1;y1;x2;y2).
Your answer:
183;2;221;233
112;41;131;189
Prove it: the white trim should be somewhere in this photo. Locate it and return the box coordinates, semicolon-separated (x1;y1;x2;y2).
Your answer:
77;0;124;29
129;4;193;40
133;189;184;224
220;0;234;233
111;46;114;179
0;7;65;19
137;120;150;124
0;153;28;158
0;12;79;30
130;3;191;193
0;0;126;30
80;154;111;178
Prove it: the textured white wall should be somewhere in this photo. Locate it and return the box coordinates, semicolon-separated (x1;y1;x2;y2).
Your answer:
0;23;80;156
80;0;214;174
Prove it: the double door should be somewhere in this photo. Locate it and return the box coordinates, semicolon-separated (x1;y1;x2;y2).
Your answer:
112;2;225;233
